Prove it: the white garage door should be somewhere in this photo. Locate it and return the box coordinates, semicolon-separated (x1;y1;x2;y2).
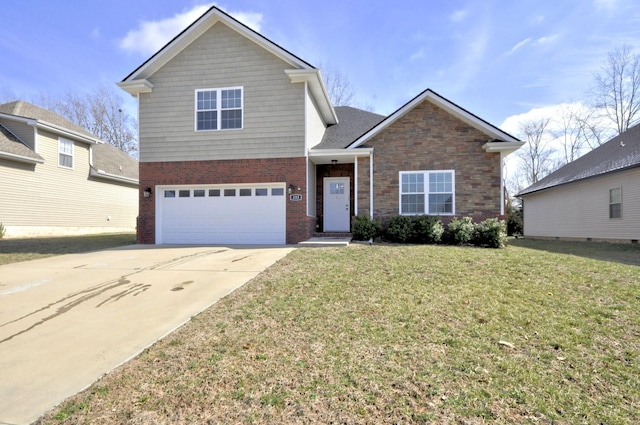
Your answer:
156;184;286;245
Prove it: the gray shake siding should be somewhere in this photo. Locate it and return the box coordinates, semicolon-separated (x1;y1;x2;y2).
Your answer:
139;22;306;163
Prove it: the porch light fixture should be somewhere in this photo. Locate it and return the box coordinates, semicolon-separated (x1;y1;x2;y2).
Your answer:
143;187;152;198
331;159;338;165
288;184;295;195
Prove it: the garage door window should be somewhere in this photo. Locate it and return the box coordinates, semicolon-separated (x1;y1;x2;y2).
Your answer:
209;189;220;197
224;189;236;197
256;188;268;196
179;190;190;197
164;190;176;198
272;188;284;196
194;190;205;197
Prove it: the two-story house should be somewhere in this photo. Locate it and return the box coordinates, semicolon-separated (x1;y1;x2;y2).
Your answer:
119;6;522;245
0;101;138;238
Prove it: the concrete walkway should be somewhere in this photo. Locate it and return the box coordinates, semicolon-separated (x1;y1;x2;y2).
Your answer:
0;245;292;425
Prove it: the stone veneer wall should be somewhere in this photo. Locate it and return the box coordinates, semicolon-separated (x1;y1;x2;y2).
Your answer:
357;100;503;225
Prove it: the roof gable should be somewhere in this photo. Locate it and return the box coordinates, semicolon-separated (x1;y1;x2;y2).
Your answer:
119;6;337;124
348;89;522;153
519;122;640;196
121;6;313;82
0;122;44;164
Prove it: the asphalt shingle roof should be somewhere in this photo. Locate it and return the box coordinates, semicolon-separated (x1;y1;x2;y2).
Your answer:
0;123;44;162
315;106;385;149
518;122;640;196
0;100;96;140
91;142;139;181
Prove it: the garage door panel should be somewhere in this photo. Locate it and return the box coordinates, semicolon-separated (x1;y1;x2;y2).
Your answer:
158;185;286;245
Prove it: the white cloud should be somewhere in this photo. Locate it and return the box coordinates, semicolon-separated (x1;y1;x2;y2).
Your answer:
593;0;617;10
509;37;532;54
409;48;424;62
119;4;263;56
536;34;558;45
450;9;469;23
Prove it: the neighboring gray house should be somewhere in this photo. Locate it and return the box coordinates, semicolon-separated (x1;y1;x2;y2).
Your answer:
0;101;139;238
518;123;640;242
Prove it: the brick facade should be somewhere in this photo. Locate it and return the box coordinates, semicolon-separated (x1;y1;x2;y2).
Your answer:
357;100;503;225
138;157;314;244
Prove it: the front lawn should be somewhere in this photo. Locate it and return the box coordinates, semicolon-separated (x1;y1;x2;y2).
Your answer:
38;241;640;424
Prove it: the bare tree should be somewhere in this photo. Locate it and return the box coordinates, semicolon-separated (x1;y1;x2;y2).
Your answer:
591;45;640;134
517;117;558;186
552;104;590;165
319;63;357;107
54;86;138;155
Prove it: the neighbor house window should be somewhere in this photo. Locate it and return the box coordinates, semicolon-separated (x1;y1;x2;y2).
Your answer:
609;187;622;219
400;170;455;215
58;138;73;168
195;87;243;131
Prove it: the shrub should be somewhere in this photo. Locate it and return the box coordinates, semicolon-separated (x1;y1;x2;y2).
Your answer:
473;218;507;248
506;205;523;236
0;222;5;239
446;217;475;245
385;215;414;243
412;215;444;244
352;215;382;241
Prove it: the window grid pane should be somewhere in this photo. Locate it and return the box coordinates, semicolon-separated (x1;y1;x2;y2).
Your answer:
221;89;241;109
221;109;242;129
401;194;425;214
429;194;453;213
429;172;452;193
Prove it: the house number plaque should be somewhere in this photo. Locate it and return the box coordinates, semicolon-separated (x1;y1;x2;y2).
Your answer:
289;194;303;201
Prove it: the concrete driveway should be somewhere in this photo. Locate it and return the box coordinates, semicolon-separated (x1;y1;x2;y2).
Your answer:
0;245;293;425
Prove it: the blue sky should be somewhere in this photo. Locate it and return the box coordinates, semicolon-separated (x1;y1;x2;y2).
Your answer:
1;0;640;134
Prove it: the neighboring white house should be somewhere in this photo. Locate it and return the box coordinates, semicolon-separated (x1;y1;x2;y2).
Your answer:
0;100;139;238
518;123;640;242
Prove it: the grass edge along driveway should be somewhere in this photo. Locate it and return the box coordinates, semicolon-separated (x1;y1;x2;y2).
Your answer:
36;239;640;424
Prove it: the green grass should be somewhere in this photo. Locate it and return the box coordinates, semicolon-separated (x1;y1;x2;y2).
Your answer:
36;240;640;424
0;233;136;265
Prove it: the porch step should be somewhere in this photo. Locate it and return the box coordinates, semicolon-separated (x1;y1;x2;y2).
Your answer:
298;233;352;247
312;232;352;238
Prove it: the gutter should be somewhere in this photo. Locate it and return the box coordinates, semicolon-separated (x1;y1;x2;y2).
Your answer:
0;151;45;165
89;168;139;185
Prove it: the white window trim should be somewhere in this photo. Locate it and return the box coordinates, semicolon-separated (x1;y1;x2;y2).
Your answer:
194;87;244;131
609;187;622;219
399;170;455;216
58;138;74;169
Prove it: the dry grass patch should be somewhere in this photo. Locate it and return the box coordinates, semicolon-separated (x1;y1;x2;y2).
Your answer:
0;233;136;265
37;242;640;424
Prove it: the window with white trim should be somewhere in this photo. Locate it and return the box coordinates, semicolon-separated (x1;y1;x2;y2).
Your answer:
609;187;622;219
195;87;243;131
400;170;455;215
58;138;73;168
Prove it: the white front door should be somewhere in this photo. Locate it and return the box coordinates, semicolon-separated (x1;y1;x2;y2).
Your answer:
323;177;350;232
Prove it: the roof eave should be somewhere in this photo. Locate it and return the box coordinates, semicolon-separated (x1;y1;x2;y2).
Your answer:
0;151;45;165
117;79;154;97
286;69;337;125
482;141;525;155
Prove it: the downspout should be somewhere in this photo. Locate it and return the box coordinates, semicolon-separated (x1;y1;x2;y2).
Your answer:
354;157;358;214
369;150;374;219
500;151;505;216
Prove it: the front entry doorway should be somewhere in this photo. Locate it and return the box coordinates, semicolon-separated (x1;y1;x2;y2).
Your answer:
323;177;350;232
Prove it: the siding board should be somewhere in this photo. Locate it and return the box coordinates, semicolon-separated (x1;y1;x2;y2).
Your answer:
139;22;306;163
523;167;640;241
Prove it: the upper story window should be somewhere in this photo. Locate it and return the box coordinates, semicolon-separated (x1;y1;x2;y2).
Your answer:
58;138;74;168
400;170;455;215
195;87;243;131
609;187;622;219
